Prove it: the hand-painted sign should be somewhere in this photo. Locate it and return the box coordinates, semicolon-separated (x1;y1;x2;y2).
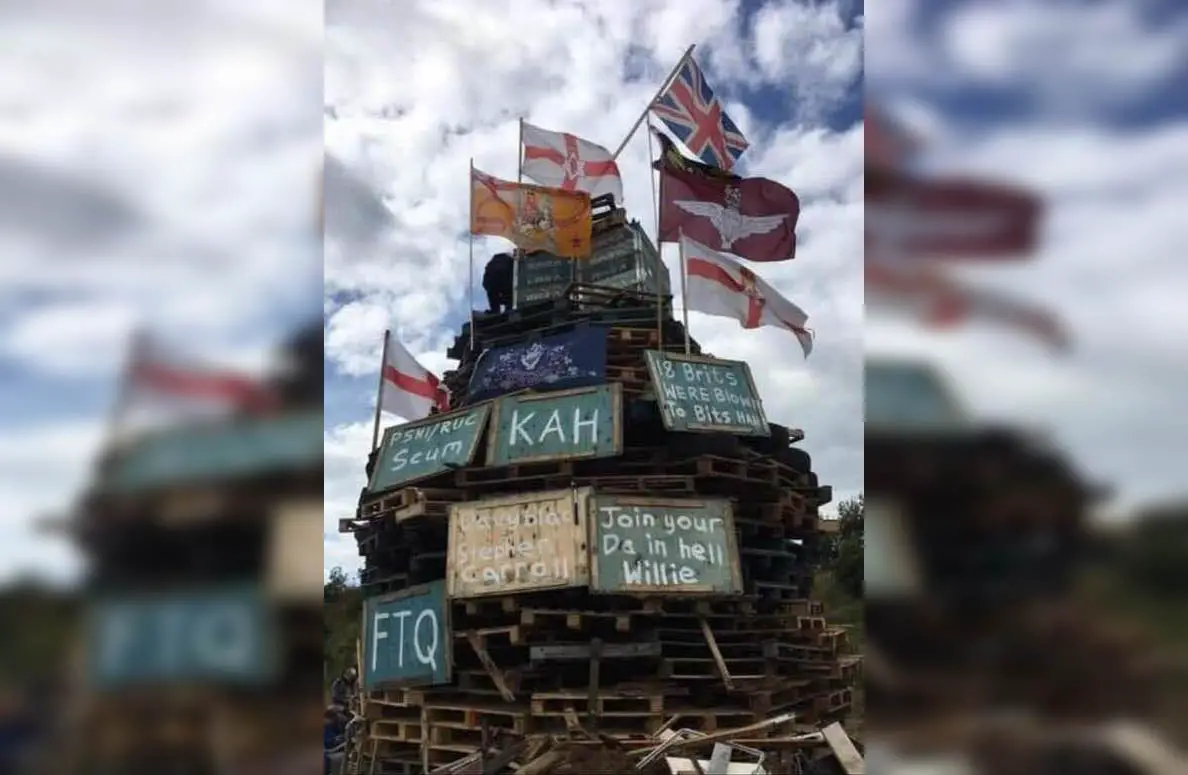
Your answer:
644;350;769;436
363;581;451;689
104;411;323;493
487;383;622;466
589;495;742;596
516;252;573;305
368;403;491;494
87;585;276;689
447;488;592;599
467;326;608;403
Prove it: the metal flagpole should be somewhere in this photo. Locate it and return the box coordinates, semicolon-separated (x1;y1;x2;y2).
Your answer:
678;233;692;354
469;158;476;351
611;44;695;161
101;325;145;451
513;118;524;307
370;328;390;453
646;120;663;344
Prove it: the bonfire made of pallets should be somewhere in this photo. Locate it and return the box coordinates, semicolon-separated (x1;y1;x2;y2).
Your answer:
341;213;859;775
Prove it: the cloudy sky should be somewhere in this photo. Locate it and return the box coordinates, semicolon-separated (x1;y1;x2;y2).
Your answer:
323;0;866;577
866;0;1188;518
0;1;322;585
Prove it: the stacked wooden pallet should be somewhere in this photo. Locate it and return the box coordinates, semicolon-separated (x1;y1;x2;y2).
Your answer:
347;293;856;773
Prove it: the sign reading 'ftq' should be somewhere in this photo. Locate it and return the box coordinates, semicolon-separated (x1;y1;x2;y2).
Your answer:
368;403;491;495
643;350;769;437
486;383;622;466
87;585;276;689
590;495;742;596
363;581;451;690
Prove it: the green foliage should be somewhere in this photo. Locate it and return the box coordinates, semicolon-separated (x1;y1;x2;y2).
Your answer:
1118;508;1188;598
0;580;78;682
324;566;363;684
832;494;864;599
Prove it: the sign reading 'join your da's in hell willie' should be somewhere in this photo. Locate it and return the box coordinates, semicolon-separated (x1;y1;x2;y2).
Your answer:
368;403;491;494
589;495;743;596
644;350;769;437
486;383;622;467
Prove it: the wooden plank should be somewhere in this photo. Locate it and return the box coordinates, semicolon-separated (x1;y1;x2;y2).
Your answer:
465;632;515;703
447;489;591;599
699;618;735;691
588;495;743;596
821;722;865;775
587;638;602;731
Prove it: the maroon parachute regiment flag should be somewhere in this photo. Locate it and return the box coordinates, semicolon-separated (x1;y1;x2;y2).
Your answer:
656;140;800;262
866;174;1042;260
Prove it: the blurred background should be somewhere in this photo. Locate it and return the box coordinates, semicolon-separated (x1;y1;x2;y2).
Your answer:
864;0;1188;772
0;2;323;773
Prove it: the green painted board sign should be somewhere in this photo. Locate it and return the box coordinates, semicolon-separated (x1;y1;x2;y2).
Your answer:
103;411;323;493
368;403;491;494
487;383;622;466
362;581;451;690
87;584;277;689
644;350;770;437
588;495;743;596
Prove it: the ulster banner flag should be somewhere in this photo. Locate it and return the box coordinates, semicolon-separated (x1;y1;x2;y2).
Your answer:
659;160;800;262
682;235;813;356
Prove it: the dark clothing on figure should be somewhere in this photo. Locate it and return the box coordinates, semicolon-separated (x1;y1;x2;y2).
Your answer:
483;252;515;313
330;676;356;708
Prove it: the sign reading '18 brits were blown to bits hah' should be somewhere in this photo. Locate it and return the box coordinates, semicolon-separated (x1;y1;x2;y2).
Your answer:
643;350;769;437
367;403;491;494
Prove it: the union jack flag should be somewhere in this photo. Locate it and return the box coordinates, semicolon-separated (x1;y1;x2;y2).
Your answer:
651;55;749;171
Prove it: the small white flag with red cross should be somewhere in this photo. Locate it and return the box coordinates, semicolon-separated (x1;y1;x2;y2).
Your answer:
681;234;814;357
379;332;449;421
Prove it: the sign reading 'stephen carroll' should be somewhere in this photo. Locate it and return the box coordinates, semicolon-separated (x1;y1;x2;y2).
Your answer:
644;350;769;437
590;495;742;596
447;488;591;599
487;384;622;466
368;403;491;494
363;581;451;690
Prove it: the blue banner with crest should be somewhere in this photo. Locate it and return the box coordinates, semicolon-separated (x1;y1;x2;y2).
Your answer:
467;325;608;403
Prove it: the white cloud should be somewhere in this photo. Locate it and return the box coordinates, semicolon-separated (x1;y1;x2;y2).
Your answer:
325;0;865;575
0;2;321;582
867;1;1188;513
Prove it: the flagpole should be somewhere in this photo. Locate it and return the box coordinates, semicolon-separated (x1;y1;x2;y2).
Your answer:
678;232;692;354
513;118;524;308
370;329;390;453
101;325;144;452
646;120;663;345
611;44;694;161
468;157;476;352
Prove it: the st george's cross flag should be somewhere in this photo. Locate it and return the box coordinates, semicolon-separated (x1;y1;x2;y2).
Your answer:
865;257;1066;351
521;121;623;203
651;54;749;171
379;332;449;421
681;235;814;357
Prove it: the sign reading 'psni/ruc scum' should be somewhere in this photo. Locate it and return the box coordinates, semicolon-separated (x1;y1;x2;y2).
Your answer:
644;350;769;436
363;581;451;690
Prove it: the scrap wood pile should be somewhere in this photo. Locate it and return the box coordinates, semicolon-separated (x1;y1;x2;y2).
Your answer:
342;212;858;775
864;424;1169;733
416;715;864;774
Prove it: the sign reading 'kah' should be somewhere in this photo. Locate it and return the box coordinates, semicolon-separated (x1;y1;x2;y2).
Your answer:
644;350;769;437
487;383;622;466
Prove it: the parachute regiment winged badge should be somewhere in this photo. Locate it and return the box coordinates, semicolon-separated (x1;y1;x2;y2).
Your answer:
674;185;787;249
